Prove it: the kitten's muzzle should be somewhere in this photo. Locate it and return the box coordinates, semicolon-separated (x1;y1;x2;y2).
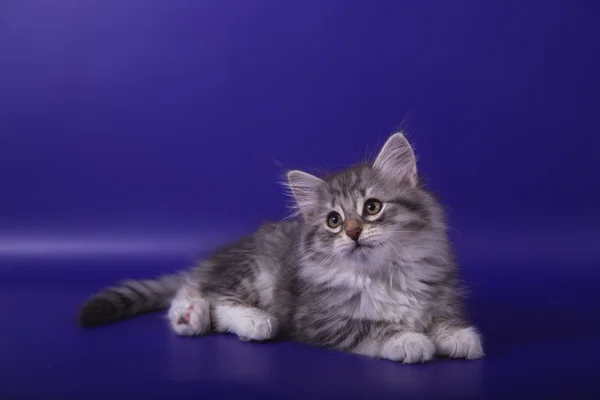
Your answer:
345;219;363;242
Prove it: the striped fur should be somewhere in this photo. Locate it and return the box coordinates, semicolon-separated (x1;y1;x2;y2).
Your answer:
78;275;184;327
78;133;483;363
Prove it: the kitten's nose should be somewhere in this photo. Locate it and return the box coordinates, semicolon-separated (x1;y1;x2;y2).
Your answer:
345;219;363;242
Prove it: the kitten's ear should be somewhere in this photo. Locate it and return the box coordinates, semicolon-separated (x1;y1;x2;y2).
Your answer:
373;132;418;186
286;170;325;215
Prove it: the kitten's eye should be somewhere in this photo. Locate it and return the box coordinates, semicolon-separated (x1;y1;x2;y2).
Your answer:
326;212;343;228
364;199;382;215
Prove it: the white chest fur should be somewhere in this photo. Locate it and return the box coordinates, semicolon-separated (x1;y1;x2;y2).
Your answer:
346;273;428;326
300;261;432;329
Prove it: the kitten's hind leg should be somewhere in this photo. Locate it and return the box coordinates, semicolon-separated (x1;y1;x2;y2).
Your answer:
168;285;211;336
212;302;279;341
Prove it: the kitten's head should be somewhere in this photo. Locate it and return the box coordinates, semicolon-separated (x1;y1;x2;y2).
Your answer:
286;133;443;269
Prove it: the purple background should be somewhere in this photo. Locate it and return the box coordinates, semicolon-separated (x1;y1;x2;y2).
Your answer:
1;1;599;399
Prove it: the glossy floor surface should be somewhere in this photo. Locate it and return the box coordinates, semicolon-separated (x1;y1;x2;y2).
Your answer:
2;1;600;399
2;249;599;400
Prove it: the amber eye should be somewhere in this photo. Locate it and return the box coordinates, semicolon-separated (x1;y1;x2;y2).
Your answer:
326;212;343;228
364;199;382;215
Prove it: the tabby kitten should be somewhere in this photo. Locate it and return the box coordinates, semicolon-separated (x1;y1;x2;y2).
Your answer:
79;133;483;363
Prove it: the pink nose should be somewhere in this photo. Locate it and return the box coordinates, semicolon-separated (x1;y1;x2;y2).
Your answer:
346;227;362;242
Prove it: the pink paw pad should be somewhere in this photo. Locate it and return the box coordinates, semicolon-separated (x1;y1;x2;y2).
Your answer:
176;306;194;325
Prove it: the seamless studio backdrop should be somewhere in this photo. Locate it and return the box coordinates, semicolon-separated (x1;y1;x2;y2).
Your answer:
1;1;599;399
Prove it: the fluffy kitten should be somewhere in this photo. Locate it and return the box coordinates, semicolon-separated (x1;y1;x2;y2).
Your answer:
79;133;483;363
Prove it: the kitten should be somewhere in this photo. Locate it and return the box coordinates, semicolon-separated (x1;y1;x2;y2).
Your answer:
78;133;484;363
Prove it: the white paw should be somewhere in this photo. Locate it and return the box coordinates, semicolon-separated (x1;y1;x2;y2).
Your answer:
236;311;278;341
381;332;435;363
434;326;484;359
168;294;210;336
213;305;279;341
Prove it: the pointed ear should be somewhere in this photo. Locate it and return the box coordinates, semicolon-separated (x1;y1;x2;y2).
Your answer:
373;132;418;186
286;170;325;215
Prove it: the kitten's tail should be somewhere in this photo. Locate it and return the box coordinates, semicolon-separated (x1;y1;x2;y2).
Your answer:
78;274;185;328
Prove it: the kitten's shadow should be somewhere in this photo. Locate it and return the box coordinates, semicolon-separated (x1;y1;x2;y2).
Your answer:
470;301;600;357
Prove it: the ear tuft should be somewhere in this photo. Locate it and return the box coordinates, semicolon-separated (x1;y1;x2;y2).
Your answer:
373;132;417;185
285;170;325;216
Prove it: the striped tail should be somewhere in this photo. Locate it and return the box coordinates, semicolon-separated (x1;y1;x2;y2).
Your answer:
78;274;184;328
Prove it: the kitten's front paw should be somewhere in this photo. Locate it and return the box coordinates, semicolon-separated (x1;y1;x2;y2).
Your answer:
381;332;435;363
434;326;484;360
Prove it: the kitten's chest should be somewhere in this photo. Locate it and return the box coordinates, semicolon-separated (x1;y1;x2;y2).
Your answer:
341;272;431;327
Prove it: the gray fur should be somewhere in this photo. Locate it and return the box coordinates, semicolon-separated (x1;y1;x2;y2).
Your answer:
79;274;185;327
79;132;483;362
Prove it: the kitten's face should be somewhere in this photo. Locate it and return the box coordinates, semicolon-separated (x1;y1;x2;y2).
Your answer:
300;165;430;266
288;133;433;269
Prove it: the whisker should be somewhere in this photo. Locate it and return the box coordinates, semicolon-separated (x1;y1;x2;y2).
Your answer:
381;236;416;272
